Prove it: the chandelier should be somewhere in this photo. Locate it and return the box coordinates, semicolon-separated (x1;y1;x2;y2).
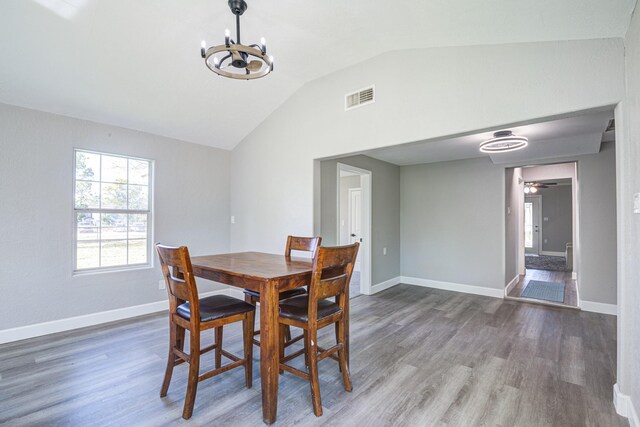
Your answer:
200;0;273;80
479;130;528;153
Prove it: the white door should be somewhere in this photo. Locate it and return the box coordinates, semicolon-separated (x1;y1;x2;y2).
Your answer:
348;188;362;270
524;196;541;255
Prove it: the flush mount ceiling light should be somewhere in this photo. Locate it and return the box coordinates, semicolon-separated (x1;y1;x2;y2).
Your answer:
200;0;273;80
479;130;528;153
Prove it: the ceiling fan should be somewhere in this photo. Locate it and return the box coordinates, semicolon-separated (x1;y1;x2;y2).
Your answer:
524;181;557;194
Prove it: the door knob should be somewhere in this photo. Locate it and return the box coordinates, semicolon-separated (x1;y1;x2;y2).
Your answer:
350;233;356;237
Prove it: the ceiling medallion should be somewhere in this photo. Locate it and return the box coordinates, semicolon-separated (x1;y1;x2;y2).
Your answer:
479;130;528;153
200;0;273;80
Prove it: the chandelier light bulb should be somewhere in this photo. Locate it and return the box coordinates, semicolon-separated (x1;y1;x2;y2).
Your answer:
200;40;206;58
213;56;220;67
260;37;266;53
225;28;231;37
530;186;538;193
524;186;530;194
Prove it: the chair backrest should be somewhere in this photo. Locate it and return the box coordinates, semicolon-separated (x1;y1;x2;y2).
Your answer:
307;243;359;322
285;235;322;258
156;244;200;320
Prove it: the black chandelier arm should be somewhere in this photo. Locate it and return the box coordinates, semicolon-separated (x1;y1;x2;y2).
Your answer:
248;43;265;54
218;53;232;68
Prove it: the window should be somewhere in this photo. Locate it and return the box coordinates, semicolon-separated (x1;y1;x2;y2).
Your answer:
74;149;153;272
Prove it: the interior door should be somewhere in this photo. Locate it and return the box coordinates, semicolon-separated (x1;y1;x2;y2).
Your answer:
348;188;362;270
524;196;541;255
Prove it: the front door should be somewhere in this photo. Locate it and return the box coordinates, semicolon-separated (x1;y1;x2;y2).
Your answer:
524;196;541;255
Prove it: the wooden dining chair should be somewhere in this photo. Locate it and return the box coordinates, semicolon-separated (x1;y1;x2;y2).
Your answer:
156;244;255;420
277;242;359;417
244;235;321;345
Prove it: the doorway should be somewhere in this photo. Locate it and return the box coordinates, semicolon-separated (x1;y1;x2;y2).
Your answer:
505;164;579;309
337;163;372;298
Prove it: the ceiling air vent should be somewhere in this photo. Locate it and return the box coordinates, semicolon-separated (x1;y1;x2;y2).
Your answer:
345;85;375;111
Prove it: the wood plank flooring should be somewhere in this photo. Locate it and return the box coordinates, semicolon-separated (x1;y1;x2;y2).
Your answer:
508;269;578;308
0;285;626;426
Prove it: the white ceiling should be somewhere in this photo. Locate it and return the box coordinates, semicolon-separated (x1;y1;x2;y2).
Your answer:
363;110;614;166
0;0;635;150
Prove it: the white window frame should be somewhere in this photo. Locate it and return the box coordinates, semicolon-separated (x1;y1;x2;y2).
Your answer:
72;148;154;274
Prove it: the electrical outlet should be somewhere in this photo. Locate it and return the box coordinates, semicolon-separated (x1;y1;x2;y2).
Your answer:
634;193;640;214
231;215;235;224
544;239;548;244
383;247;387;255
158;279;166;290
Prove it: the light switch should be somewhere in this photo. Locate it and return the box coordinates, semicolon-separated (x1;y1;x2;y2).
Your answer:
383;247;387;255
634;193;640;214
231;215;235;224
507;207;511;215
544;217;549;221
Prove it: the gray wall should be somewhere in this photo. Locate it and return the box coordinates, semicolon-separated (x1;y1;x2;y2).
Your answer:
400;157;505;289
540;185;573;253
505;167;523;284
619;4;640;415
577;141;617;305
0;103;230;330
339;175;361;244
320;155;400;285
400;147;616;304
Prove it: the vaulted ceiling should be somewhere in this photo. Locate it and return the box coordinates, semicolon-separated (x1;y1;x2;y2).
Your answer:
0;0;636;149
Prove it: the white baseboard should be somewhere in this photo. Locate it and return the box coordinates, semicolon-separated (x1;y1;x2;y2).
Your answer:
0;288;233;345
226;287;246;300
505;275;520;295
540;251;566;257
367;276;401;295
581;300;618;315
400;276;504;299
614;383;640;427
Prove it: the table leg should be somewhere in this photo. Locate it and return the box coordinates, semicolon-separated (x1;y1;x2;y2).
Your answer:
260;281;279;424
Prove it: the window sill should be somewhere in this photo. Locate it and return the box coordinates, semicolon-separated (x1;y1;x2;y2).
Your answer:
73;264;154;277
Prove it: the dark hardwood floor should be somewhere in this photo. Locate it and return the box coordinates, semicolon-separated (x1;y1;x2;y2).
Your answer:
507;268;579;309
0;285;625;426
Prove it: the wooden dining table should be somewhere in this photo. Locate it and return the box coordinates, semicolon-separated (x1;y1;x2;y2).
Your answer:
190;251;348;424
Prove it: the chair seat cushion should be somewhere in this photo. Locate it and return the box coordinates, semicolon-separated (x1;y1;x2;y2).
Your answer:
278;295;341;323
177;295;255;322
243;287;306;301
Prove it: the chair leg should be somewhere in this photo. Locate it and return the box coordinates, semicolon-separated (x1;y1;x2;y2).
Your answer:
285;325;292;342
214;326;223;369
308;328;322;416
337;318;352;392
182;331;200;420
303;330;309;368
279;323;287;374
243;310;254;388
160;321;177;397
334;322;341;372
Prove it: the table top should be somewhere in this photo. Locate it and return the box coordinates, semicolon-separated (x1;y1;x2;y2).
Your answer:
190;251;313;281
